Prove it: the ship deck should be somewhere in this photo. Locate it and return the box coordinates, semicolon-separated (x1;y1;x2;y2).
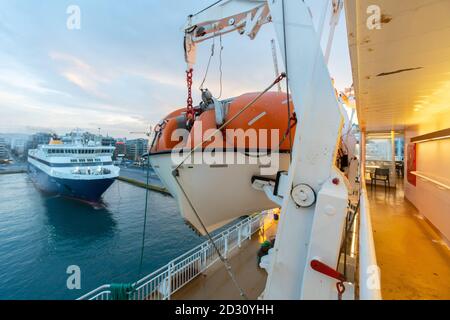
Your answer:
369;182;450;300
173;180;450;300
172;219;278;300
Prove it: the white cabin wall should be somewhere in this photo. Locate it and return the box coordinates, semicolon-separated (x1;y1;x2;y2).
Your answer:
404;112;450;242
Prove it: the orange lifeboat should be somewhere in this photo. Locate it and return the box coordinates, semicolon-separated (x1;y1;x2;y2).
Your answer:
149;91;296;234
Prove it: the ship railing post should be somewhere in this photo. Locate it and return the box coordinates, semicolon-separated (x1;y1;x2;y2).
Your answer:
202;245;207;271
224;233;229;259
167;262;173;300
238;225;242;248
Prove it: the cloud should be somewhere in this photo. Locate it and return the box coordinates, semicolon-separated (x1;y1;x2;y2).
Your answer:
50;52;114;98
0;0;353;138
0;52;70;97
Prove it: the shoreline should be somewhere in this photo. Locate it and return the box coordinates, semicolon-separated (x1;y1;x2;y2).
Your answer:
117;176;171;196
0;170;27;175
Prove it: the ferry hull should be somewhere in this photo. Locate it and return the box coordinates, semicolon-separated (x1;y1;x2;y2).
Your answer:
28;163;115;202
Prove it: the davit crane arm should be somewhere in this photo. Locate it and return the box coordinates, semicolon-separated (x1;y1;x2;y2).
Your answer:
184;0;351;300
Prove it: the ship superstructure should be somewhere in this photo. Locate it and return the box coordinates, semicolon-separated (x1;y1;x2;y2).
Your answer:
28;134;119;202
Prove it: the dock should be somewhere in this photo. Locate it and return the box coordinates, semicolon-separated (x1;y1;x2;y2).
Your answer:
118;166;171;196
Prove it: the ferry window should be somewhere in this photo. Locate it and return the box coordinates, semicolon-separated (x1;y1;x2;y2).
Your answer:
87;159;93;162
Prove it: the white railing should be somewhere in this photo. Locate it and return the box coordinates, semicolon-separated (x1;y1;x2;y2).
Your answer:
78;211;269;300
358;183;382;300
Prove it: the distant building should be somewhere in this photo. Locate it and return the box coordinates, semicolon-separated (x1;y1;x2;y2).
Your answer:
12;139;27;158
101;136;116;147
0;138;8;160
28;133;52;149
126;139;148;161
114;140;126;161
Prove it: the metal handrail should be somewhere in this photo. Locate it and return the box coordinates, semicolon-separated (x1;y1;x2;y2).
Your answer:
78;211;270;300
358;181;382;300
411;171;450;191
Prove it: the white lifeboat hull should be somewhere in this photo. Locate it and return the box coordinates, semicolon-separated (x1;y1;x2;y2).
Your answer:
149;151;290;234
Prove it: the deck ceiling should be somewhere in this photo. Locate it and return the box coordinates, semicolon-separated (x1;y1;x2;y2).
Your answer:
345;0;450;132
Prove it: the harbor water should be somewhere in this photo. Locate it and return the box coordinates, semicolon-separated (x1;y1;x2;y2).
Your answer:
0;173;206;300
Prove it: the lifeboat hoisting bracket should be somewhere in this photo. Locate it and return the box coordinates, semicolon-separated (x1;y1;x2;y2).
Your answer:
185;0;350;300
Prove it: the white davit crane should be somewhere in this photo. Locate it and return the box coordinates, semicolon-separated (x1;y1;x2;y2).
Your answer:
184;0;379;300
270;39;282;93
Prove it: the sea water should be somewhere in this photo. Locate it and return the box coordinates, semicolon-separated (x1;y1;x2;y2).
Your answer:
0;173;205;300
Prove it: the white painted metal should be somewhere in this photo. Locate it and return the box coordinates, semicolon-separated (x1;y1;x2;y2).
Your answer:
359;184;382;300
150;152;290;233
345;0;450;132
77;212;269;300
317;0;331;41
262;0;348;299
324;0;343;64
175;0;353;299
270;39;282;93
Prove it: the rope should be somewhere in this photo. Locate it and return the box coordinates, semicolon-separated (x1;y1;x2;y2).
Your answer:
110;283;134;301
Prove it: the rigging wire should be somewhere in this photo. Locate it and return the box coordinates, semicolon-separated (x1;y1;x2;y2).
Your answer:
217;33;224;99
172;176;248;299
199;37;216;90
174;74;286;172
172;74;286;300
137;154;152;279
281;0;293;163
191;0;224;18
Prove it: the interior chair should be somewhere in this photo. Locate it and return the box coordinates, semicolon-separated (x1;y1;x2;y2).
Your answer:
370;168;390;192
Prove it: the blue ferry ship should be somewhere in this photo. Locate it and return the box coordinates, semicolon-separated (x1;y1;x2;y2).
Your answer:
28;135;120;202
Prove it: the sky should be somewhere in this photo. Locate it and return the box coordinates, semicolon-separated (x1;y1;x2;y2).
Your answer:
0;0;353;138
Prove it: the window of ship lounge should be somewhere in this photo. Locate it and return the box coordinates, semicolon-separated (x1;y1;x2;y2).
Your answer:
365;131;405;187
